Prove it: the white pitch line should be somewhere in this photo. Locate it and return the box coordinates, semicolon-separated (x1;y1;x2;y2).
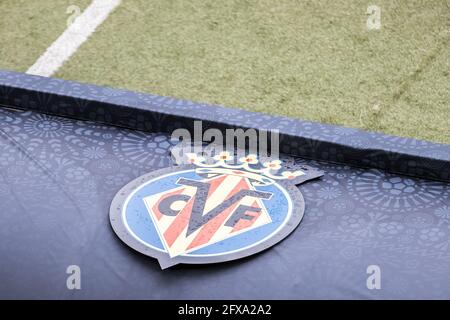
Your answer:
26;0;121;77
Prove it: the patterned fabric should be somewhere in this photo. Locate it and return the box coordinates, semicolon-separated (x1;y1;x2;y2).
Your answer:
0;108;449;299
1;70;449;182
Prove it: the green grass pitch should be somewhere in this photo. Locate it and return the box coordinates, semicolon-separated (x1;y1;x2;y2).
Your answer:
1;0;449;144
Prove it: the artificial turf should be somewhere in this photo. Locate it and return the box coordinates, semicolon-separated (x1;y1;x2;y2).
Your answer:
1;0;449;144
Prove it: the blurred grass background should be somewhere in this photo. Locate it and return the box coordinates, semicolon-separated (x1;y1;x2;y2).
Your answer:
1;0;449;143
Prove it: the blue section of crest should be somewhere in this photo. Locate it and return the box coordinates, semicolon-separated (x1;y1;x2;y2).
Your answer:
124;170;291;256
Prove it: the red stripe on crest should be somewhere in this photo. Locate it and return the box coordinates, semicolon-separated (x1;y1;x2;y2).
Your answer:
163;174;227;248
206;174;228;197
231;200;261;233
163;196;194;247
186;177;251;251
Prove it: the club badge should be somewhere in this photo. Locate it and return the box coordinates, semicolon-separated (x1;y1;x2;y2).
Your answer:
110;152;323;269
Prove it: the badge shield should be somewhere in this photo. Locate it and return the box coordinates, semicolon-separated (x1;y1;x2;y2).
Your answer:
110;153;323;269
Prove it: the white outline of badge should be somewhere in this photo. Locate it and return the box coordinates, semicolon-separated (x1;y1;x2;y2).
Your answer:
121;169;293;257
110;165;305;269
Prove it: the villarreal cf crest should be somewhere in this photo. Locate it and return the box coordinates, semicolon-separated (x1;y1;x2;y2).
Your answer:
110;152;323;269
